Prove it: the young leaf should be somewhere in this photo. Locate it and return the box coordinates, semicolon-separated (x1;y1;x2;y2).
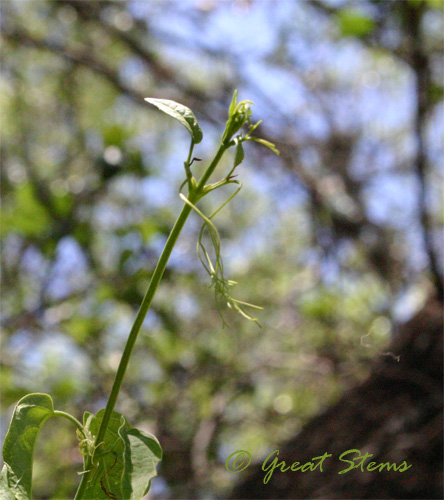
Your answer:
233;140;245;169
0;393;54;500
120;428;162;499
222;91;253;145
250;137;280;155
228;89;238;118
144;98;203;144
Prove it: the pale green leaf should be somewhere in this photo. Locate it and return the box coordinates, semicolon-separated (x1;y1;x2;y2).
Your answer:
145;98;203;143
0;393;54;500
120;428;162;499
251;137;280;155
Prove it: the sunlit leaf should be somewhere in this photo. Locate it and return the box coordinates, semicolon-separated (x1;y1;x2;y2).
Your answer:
145;98;203;143
250;137;280;155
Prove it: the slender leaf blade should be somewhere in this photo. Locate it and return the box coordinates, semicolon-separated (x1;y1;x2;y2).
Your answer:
228;89;238;117
144;98;203;143
0;393;54;500
234;140;245;168
251;137;280;155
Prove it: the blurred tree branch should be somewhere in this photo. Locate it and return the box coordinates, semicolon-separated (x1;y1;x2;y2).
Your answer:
308;0;443;300
1;23;146;104
399;0;444;300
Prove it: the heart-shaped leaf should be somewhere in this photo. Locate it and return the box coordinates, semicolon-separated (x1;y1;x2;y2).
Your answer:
81;409;162;499
145;98;203;144
82;409;131;500
0;393;54;500
120;428;162;499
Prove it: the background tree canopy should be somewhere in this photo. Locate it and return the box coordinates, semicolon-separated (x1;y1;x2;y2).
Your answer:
1;1;442;499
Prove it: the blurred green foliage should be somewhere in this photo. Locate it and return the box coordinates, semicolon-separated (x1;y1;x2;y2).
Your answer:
337;9;375;38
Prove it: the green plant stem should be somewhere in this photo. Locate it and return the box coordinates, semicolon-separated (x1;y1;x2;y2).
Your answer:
53;411;83;431
74;142;227;500
184;140;195;191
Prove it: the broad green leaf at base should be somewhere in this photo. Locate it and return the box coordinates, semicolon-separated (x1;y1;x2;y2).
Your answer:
0;393;54;500
82;410;130;500
81;409;162;500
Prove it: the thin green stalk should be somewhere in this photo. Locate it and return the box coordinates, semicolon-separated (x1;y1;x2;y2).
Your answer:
53;411;83;432
184;140;195;191
74;142;227;500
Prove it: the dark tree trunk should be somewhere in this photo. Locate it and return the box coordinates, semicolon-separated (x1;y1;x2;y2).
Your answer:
230;298;443;499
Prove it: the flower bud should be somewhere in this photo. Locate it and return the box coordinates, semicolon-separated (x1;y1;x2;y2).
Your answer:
221;91;253;145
